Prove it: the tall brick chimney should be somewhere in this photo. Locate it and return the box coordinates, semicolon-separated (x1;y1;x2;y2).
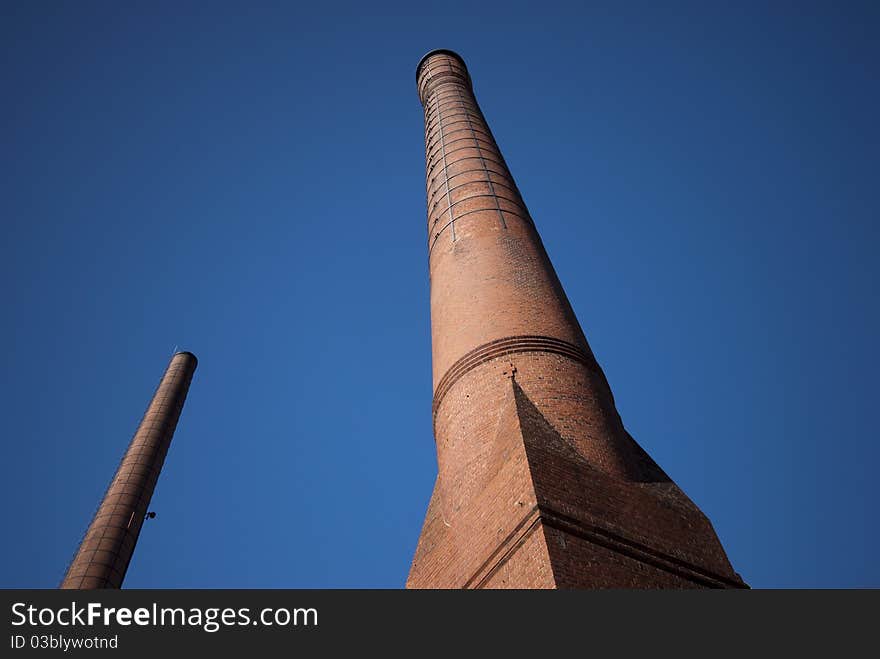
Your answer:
61;351;197;589
408;50;746;588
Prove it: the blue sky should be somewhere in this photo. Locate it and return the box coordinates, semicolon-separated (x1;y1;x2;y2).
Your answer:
1;1;877;588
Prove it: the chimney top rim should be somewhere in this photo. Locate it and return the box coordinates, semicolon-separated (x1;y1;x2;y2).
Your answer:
172;350;198;365
416;49;467;83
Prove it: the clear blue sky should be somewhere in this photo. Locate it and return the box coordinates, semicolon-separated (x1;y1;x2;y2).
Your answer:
2;1;877;588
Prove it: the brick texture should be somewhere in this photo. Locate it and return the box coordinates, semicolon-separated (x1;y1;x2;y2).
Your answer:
60;351;197;589
407;50;746;589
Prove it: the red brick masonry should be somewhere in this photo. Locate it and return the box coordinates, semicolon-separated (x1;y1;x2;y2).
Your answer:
408;50;747;589
60;351;197;589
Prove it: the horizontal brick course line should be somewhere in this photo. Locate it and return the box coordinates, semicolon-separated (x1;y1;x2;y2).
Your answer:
421;71;468;88
424;88;474;105
428;157;510;182
424;101;480;123
426;116;490;137
432;335;594;419
426;121;495;147
425;92;477;108
430;191;524;218
427;152;509;179
425;153;510;175
537;508;746;589
426;164;510;196
420;73;469;95
419;71;468;97
419;73;471;90
424;109;483;134
466;505;744;589
427;177;520;212
425;92;473;107
426;143;504;176
425;108;484;125
427;133;498;159
425;97;479;116
426;168;516;199
420;60;468;79
420;81;469;105
426;133;494;161
426;124;492;151
428;209;533;254
427;136;499;168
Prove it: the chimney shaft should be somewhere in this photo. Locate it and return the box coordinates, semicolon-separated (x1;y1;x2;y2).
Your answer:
409;51;746;589
60;351;197;589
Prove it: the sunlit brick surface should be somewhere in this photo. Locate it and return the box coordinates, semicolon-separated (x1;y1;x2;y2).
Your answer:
408;51;746;589
60;352;197;589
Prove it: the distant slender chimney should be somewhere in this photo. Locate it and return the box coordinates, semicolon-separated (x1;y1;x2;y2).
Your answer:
408;50;746;588
60;351;197;589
